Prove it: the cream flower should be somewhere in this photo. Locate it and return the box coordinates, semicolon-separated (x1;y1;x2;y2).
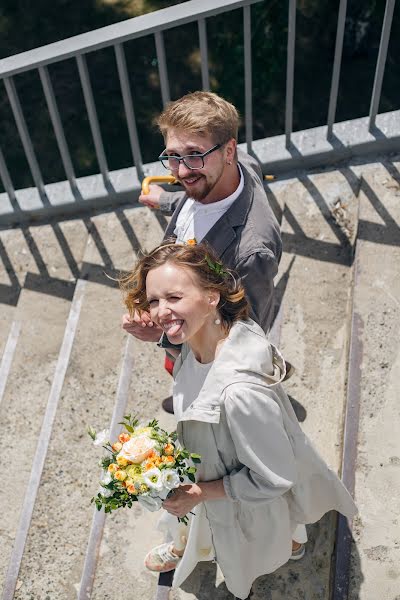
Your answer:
93;429;110;447
162;469;180;491
142;467;163;492
118;434;158;464
100;471;112;486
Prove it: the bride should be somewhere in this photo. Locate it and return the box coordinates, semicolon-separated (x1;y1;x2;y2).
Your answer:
120;241;356;600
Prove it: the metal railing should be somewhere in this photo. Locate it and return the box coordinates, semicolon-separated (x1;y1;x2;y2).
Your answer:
0;0;397;216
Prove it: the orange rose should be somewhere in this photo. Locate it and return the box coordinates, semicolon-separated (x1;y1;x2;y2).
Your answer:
107;463;118;473
118;432;131;444
145;461;156;471
162;455;175;466
127;484;136;495
163;443;174;456
114;470;127;481
112;441;123;452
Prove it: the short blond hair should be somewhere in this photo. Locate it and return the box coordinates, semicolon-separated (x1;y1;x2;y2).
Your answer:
157;91;239;145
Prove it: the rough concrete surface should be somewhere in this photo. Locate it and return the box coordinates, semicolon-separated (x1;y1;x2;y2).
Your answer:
347;162;400;600
0;157;399;599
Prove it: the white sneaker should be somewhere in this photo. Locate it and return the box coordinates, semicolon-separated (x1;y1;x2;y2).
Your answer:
289;543;306;561
144;542;181;572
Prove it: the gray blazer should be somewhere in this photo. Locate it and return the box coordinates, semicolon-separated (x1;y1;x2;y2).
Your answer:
160;151;282;332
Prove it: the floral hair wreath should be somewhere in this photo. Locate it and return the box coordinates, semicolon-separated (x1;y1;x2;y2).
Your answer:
184;238;230;280
148;238;237;287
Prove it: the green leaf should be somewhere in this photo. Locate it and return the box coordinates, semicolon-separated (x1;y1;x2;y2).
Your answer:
187;473;196;483
125;425;134;433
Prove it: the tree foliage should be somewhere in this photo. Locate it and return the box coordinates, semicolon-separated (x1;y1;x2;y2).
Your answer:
0;0;398;191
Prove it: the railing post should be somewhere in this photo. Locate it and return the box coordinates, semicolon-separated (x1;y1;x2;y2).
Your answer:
285;0;296;149
39;65;78;194
76;54;110;187
155;31;170;108
369;0;396;130
198;18;210;92
327;0;348;138
114;43;144;180
243;4;253;153
0;145;17;205
4;76;48;203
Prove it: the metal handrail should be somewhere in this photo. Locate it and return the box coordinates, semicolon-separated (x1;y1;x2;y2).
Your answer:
0;0;262;202
0;0;260;79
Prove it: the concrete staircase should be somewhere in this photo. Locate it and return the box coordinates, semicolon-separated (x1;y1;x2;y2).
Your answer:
0;156;399;600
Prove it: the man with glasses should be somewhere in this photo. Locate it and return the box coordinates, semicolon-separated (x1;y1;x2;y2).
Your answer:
122;91;283;410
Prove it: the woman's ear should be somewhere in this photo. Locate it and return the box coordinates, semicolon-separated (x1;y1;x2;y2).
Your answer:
208;291;220;308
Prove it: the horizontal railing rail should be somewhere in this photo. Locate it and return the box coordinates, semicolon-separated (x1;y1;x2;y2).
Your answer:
0;0;398;223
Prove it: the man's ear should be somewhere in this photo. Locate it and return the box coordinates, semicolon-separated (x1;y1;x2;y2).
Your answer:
225;138;237;163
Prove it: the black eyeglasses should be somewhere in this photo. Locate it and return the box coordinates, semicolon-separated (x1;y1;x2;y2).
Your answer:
158;143;222;171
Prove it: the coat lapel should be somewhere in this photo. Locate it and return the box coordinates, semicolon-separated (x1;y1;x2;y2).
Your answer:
202;163;254;258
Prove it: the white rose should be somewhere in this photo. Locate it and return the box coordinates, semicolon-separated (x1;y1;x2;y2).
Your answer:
142;467;164;492
100;471;112;486
162;469;180;491
118;434;157;464
93;429;110;447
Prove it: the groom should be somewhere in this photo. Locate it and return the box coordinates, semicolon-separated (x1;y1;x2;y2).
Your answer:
122;91;283;408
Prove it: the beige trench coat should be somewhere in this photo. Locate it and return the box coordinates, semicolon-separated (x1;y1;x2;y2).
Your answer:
172;319;356;599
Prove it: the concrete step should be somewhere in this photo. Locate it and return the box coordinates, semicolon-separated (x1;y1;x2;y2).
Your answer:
346;160;400;600
1;160;396;599
7;206;172;599
246;168;359;599
0;218;90;594
0;287;73;593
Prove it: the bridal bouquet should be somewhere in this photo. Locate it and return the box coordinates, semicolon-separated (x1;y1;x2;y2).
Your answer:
88;414;200;522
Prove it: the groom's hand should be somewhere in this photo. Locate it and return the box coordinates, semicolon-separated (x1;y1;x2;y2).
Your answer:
122;311;163;342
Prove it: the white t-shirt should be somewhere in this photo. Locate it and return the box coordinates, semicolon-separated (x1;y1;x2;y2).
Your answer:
173;349;213;421
174;165;244;243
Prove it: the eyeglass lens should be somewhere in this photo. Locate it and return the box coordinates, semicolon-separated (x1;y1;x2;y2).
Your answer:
161;155;204;170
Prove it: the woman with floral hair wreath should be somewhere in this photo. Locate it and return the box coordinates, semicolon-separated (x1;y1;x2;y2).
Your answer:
120;241;356;600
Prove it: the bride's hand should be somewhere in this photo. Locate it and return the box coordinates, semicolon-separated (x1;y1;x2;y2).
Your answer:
162;484;202;518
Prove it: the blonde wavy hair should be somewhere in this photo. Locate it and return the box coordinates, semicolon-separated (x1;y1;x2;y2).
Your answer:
120;240;249;331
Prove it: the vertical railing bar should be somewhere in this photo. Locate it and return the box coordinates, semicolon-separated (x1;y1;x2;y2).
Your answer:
243;5;253;152
3;76;48;202
114;43;144;181
0;145;17;204
76;54;110;185
198;18;210;92
285;0;296;149
155;30;171;108
38;65;77;192
369;0;396;130
327;0;348;137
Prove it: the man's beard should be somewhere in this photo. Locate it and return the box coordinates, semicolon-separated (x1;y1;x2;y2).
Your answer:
180;170;223;202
